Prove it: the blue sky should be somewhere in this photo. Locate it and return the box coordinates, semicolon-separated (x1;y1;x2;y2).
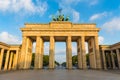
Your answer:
0;0;120;63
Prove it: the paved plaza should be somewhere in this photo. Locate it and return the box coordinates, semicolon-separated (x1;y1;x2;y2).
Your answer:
0;70;120;80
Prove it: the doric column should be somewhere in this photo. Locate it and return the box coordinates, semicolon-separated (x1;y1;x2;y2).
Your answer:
0;49;4;70
49;36;55;69
23;37;29;69
88;37;96;69
66;41;68;68
35;36;43;69
4;50;10;70
111;50;116;69
116;49;120;69
91;37;97;69
20;36;27;69
12;53;16;69
81;36;87;69
27;38;33;69
102;50;107;70
94;36;102;69
66;36;72;69
41;39;44;68
8;52;13;70
17;50;21;69
12;50;19;70
107;53;112;68
77;38;82;69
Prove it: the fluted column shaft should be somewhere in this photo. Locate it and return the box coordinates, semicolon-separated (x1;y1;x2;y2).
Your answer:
116;49;120;69
23;37;29;69
0;49;4;70
66;36;72;69
107;53;112;68
13;50;19;70
77;38;82;69
81;36;87;69
111;51;115;69
49;36;55;69
35;36;43;69
94;36;102;69
8;52;13;70
20;36;27;69
4;50;10;70
102;50;107;70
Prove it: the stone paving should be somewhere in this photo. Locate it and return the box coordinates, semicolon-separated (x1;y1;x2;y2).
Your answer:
0;70;120;80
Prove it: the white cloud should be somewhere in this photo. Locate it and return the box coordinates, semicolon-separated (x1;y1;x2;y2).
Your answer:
89;12;107;21
102;17;120;32
0;0;48;15
72;10;80;22
89;0;98;6
57;0;80;23
0;31;21;44
98;36;104;44
57;0;99;23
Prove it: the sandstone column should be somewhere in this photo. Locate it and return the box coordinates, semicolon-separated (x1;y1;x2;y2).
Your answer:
8;52;13;70
12;53;16;69
66;41;68;68
17;50;21;69
102;50;107;70
20;36;27;69
107;53;112;68
94;36;102;69
35;36;43;69
81;36;87;69
0;49;4;70
49;36;55;69
13;50;19;70
41;39;44;68
77;38;82;69
91;37;97;69
116;49;120;69
66;36;72;69
27;38;33;69
4;50;10;70
111;50;115;69
23;37;29;69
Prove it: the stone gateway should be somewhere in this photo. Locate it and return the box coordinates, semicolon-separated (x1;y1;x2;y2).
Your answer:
20;21;101;69
0;21;120;71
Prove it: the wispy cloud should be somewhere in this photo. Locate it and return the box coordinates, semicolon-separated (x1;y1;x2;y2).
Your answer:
57;0;81;22
102;17;120;32
98;36;104;44
72;10;80;22
89;0;98;6
0;0;48;15
89;12;107;21
0;31;21;44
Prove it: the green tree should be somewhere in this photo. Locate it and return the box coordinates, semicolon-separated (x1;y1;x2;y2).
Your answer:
61;62;66;67
43;55;49;66
55;61;60;66
72;55;78;66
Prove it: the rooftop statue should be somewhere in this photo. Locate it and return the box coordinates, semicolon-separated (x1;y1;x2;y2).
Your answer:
52;9;69;21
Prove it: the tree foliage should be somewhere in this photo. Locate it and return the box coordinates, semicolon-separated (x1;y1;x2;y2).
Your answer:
72;55;78;66
31;54;59;67
43;55;49;66
61;62;66;67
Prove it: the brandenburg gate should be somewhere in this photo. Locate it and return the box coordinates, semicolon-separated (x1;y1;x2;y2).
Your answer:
19;21;102;69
